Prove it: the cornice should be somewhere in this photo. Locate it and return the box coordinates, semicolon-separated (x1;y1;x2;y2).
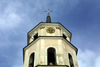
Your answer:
28;22;72;37
24;36;78;54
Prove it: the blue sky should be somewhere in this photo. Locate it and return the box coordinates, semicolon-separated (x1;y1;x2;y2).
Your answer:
0;0;100;67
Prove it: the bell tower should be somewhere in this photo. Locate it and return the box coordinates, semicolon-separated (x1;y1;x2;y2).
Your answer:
23;12;79;67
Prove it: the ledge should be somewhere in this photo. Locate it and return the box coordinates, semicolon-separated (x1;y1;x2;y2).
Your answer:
36;65;69;67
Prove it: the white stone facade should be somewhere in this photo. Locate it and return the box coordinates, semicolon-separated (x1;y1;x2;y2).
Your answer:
23;23;79;67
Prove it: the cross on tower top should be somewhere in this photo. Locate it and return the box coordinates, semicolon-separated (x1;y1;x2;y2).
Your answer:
44;9;53;16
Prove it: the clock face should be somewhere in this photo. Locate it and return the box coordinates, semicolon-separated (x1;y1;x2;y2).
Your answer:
46;27;55;34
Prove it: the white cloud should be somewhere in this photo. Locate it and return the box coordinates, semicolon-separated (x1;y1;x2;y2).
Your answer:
94;56;100;67
0;1;23;29
0;13;21;28
78;49;100;67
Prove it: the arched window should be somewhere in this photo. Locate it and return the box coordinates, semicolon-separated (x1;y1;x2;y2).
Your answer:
47;47;56;65
29;53;35;67
68;53;74;67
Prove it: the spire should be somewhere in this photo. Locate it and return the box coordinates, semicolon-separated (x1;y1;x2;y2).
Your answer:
44;9;53;23
46;13;51;23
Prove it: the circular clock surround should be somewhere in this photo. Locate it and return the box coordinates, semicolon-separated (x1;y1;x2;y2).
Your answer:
46;27;55;34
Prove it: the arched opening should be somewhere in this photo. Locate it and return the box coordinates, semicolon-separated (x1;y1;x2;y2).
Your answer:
63;34;67;40
29;53;35;67
68;53;74;67
47;47;56;65
33;33;38;41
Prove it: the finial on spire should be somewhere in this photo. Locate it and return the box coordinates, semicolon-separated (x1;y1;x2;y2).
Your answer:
44;9;53;23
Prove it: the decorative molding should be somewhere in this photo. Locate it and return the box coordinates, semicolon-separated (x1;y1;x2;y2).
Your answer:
56;27;61;30
40;27;45;29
